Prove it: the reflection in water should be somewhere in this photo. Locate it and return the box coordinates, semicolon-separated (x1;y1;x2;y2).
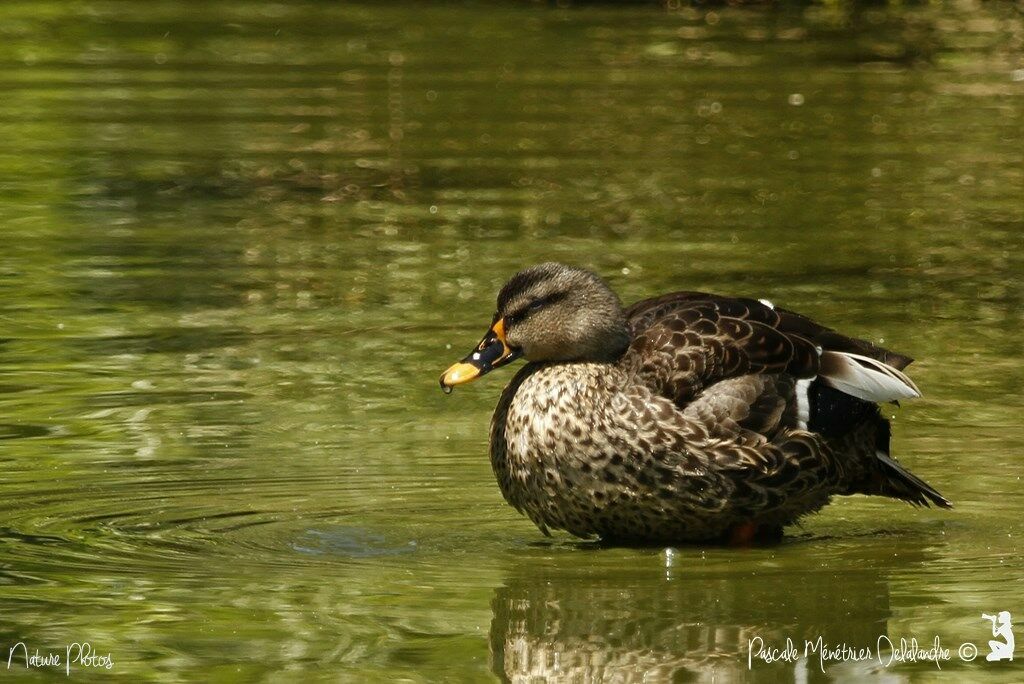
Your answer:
490;541;933;682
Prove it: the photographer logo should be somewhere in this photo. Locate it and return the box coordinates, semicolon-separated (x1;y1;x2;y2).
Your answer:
982;611;1014;662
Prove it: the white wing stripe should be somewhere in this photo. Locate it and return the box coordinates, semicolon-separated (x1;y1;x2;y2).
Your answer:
819;351;921;401
795;378;812;429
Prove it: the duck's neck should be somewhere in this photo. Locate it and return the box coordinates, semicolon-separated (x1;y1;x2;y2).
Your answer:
591;326;631;362
543;324;631;365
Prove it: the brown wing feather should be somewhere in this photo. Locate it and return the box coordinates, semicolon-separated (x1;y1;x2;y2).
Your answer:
774;307;913;370
621;293;820;407
622;291;914;408
681;375;796;442
627;292;912;368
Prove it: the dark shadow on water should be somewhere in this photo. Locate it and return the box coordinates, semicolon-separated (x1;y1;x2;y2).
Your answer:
0;423;56;440
523;522;942;551
292;527;419;559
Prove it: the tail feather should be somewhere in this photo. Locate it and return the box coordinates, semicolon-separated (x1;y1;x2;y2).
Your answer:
873;451;952;509
846;415;951;509
819;351;921;402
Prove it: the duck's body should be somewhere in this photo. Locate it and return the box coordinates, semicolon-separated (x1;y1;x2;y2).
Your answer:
442;264;949;544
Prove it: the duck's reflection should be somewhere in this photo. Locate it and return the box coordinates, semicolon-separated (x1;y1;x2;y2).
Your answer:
490;538;929;682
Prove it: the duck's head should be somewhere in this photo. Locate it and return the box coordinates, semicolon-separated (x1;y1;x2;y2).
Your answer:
440;263;629;391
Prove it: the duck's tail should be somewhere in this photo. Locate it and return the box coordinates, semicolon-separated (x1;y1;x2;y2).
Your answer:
873;451;952;508
859;418;952;509
806;348;948;509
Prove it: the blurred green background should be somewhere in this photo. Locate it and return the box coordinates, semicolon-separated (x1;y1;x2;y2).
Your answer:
0;1;1021;681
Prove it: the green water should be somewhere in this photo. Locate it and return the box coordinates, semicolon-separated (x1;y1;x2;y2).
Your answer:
1;1;1022;681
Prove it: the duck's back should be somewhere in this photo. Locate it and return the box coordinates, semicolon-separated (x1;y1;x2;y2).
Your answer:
618;291;949;509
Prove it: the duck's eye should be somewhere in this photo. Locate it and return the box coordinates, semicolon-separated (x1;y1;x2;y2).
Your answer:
506;294;561;326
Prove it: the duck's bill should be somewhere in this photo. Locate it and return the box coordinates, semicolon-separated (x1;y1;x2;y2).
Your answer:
439;320;521;392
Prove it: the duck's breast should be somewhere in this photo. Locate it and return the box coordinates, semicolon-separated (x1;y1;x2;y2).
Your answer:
490;362;671;536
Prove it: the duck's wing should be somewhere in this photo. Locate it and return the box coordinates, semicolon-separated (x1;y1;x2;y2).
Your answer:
621;291;919;427
622;292;947;510
623;292;814;408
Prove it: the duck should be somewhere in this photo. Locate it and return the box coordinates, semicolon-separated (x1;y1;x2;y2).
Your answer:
440;263;950;544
